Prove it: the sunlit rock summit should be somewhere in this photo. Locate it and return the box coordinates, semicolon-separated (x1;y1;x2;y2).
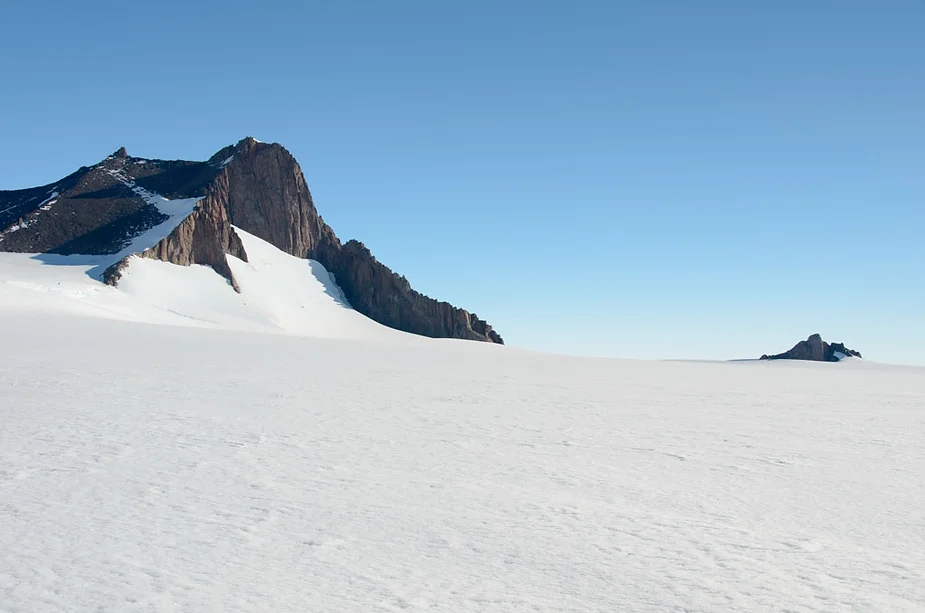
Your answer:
0;137;502;343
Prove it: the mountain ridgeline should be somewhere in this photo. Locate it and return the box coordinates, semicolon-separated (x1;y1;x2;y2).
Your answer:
0;138;503;344
760;334;861;362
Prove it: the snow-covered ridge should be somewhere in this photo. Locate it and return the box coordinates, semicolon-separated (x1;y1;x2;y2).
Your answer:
105;167;200;227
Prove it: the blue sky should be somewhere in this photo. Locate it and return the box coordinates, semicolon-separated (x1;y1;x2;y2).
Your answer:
2;1;923;363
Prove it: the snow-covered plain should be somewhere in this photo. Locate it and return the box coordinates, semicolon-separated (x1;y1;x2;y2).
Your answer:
1;311;923;612
1;229;924;611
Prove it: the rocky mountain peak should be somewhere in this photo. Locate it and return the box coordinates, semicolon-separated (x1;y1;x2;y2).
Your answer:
0;137;503;344
234;136;264;154
760;334;861;362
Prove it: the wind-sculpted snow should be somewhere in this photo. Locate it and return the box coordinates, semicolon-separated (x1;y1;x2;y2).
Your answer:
1;315;923;612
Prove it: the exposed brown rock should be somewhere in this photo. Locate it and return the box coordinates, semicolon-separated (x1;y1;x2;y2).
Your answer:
208;138;503;343
2;136;503;344
760;334;861;362
103;170;247;290
220;137;332;259
318;239;503;343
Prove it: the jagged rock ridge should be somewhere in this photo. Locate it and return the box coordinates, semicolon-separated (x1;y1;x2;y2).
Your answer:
0;137;502;344
760;334;861;362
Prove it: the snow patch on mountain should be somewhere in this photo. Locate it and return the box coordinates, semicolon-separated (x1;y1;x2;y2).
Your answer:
106;167;200;228
0;227;412;342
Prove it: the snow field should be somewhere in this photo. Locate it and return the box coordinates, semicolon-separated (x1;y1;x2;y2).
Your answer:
1;314;923;612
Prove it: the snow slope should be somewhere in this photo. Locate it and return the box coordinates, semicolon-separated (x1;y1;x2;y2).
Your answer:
0;227;411;341
1;314;923;612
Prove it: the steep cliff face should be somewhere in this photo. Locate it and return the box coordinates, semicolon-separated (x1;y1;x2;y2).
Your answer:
219;138;336;259
210;138;503;343
319;240;503;343
104;170;248;290
1;137;503;344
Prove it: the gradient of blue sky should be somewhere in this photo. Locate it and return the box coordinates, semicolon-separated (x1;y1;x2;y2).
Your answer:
2;1;923;363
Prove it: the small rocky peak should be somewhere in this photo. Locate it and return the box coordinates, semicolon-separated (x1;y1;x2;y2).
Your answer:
97;147;130;170
760;334;861;362
235;136;265;154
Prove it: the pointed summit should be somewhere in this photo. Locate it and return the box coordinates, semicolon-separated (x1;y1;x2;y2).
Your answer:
235;136;265;153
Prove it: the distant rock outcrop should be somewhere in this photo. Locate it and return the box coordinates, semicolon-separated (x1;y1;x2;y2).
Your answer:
0;137;503;344
760;334;861;362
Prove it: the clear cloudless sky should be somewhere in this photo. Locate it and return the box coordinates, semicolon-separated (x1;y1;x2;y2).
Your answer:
1;0;923;363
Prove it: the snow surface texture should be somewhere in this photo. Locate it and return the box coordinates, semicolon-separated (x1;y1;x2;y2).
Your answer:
1;311;923;612
0;213;922;611
0;227;409;341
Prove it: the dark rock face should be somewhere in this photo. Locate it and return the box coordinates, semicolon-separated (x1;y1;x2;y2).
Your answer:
319;240;504;343
827;342;862;360
760;334;861;362
0;150;220;255
214;138;503;343
0;167;90;237
220;137;332;260
0;163;151;255
1;137;503;344
103;169;247;291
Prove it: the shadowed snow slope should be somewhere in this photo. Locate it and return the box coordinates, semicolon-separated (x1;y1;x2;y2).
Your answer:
1;313;923;612
0;227;411;341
